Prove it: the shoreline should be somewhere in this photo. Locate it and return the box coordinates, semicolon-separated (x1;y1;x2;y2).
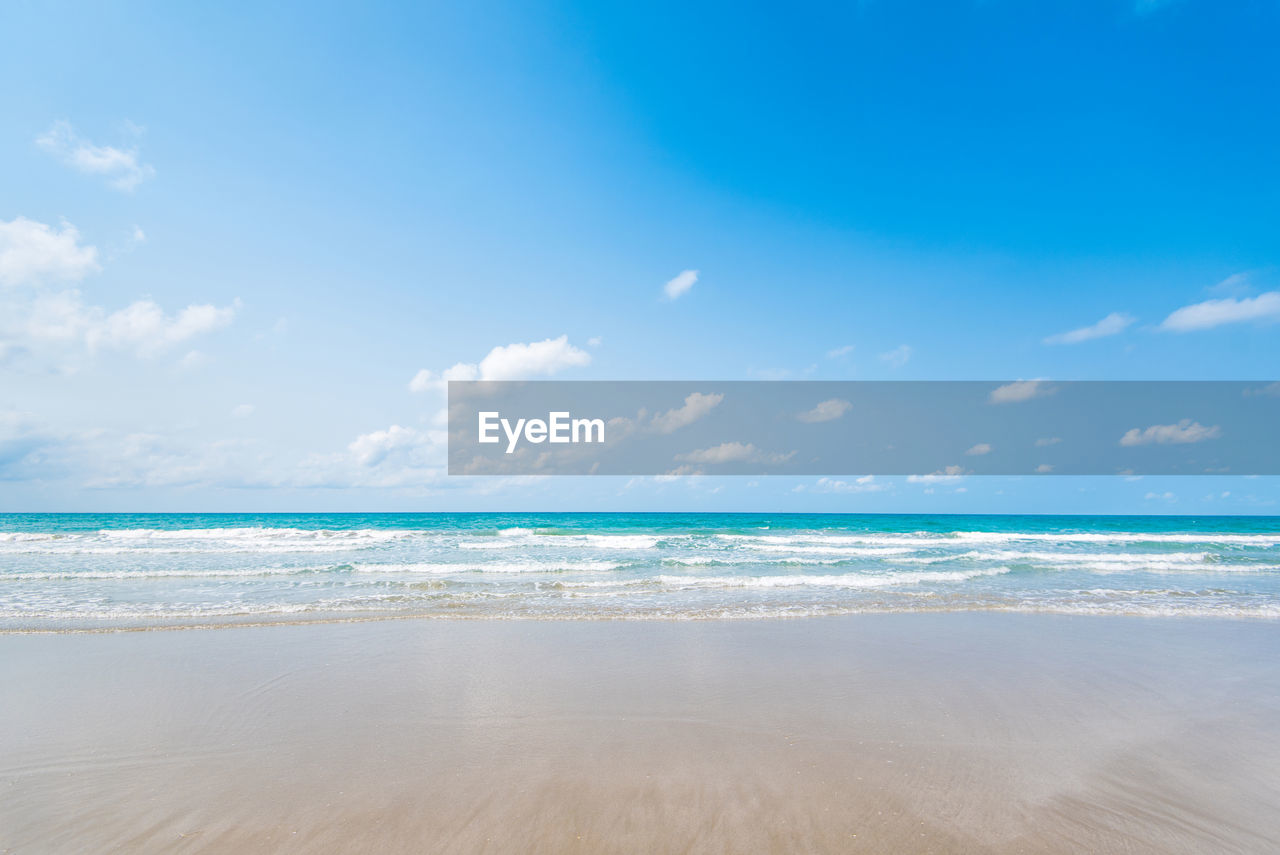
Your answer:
4;604;1279;636
4;612;1279;853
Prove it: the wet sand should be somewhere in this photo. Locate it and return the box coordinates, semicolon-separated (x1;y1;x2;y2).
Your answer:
2;614;1279;853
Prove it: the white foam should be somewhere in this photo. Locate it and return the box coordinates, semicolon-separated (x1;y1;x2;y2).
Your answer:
743;544;919;556
654;567;1013;589
0;566;331;581
717;531;1280;547
950;531;1280;546
458;533;664;550
3;520;1278;629
348;561;624;574
0;526;431;554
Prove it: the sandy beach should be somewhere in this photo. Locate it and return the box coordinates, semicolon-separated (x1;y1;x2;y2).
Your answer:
3;613;1278;853
6;0;1278;849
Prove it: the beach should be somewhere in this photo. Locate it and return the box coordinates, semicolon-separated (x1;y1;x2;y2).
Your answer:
7;0;1276;850
4;613;1279;853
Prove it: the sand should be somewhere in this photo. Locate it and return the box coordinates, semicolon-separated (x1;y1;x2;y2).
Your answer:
3;613;1279;853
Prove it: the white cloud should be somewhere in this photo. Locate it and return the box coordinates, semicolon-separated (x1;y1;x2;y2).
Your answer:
826;344;854;358
98;299;238;354
5;288;239;364
479;335;591;380
22;291;239;357
1035;464;1054;473
907;465;966;484
676;442;793;465
36;120;156;192
1035;436;1062;447
1120;419;1222;447
348;425;427;467
408;369;432;392
231;404;254;419
0;217;236;366
965;443;992;456
795;475;883;494
1159;292;1280;332
0;217;100;286
679;442;753;464
409;335;590;392
878;344;912;367
663;269;698;300
1144;491;1177;502
1244;382;1280;398
989;379;1051;404
409;362;478;393
654;465;703;479
650;392;724;433
1207;272;1251;296
797;398;851;423
587;336;602;347
1043;312;1135;345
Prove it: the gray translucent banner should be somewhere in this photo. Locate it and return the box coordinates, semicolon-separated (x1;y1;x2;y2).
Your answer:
448;381;1280;476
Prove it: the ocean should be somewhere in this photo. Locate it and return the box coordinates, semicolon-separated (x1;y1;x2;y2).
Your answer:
1;513;1278;630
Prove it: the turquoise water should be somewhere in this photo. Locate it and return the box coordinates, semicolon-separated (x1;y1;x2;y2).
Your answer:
1;513;1278;629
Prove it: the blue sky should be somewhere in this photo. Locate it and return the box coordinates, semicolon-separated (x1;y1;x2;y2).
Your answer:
1;0;1278;512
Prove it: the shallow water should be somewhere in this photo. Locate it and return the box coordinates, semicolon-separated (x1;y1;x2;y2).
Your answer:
2;513;1278;629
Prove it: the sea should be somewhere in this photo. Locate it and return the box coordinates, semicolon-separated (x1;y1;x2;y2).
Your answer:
1;513;1278;630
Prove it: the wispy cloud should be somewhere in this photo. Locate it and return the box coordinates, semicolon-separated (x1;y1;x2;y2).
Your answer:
1120;419;1221;446
797;398;851;423
663;269;698;300
793;475;883;494
826;344;854;358
1207;272;1252;297
965;443;992;456
22;291;240;358
1244;382;1280;398
989;380;1052;404
409;362;479;392
1159;292;1280;332
348;424;436;467
878;344;911;367
1044;312;1134;345
651;392;724;433
36;120;156;192
676;441;794;465
907;465;966;484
